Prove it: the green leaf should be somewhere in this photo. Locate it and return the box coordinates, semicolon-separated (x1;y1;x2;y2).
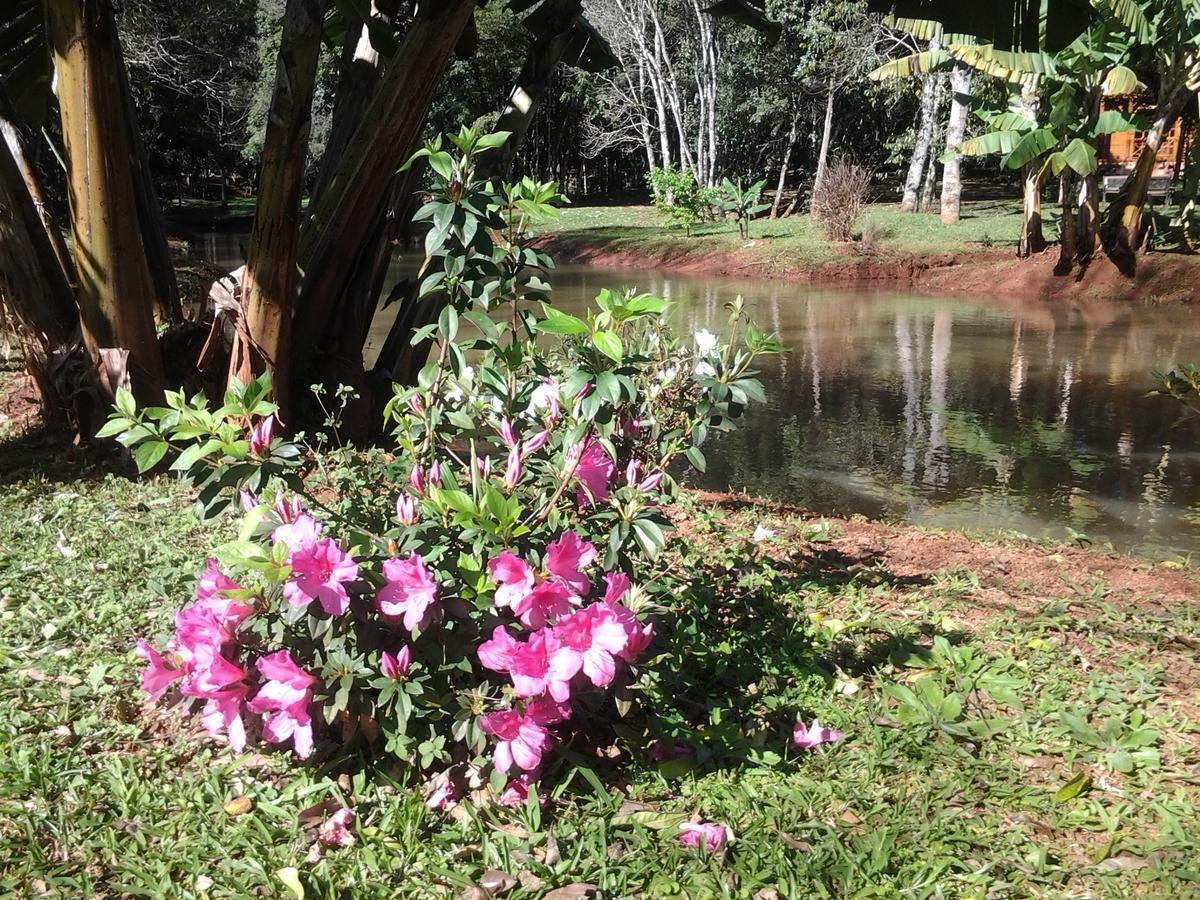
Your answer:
537;306;588;335
685;446;706;472
475;130;512;151
133;440;169;473
1054;772;1092;802
1057;137;1097;175
114;387;136;418
868;48;950;80
592;330;624;362
610;809;688;830
1000;128;1058;170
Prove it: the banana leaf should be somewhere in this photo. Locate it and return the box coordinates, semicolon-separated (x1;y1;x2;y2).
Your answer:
868;48;951;80
0;0;53;127
1090;0;1151;42
1047;136;1097;174
958;129;1027;156
1101;64;1139;95
867;0;1095;52
1092;108;1152;135
1000;127;1059;169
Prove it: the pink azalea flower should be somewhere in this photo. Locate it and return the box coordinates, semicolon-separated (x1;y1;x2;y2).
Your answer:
135;639;183;700
550;603;629;688
600;573;653;661
574;439;614;506
509;629;572;701
502;444;522;490
408;393;424;415
318;808;355;848
488;552;535;612
248;414;275;455
792;718;844;749
275;494;305;523
497;774;534;808
395;493;417;526
174;603;233;656
649;739;695;762
524;695;571;725
409;463;425;493
274;512;322;553
529;378;561;420
678;821;731;852
545;531;597;596
283;537;359;616
481;708;551;773
381;647;411;680
524;430;549;454
200;683;250;751
516;581;573;630
248;650;318;759
424;770;459;810
377;554;439;632
478;625;520;674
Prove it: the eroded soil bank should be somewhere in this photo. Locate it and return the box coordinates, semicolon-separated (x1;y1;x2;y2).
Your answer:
542;235;1200;304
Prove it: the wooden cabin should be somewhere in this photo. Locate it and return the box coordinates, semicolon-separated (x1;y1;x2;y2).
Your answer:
1095;95;1194;177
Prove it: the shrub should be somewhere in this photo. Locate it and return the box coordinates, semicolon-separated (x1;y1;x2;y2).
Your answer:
646;165;718;237
111;127;784;802
811;159;872;242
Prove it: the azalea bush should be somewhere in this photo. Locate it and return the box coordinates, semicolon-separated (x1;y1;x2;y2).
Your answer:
113;127;784;804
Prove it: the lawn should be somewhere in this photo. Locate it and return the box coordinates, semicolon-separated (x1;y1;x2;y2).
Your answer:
2;440;1198;897
543;200;1036;271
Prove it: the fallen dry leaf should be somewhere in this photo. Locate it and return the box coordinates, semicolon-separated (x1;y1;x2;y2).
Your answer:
223;796;253;817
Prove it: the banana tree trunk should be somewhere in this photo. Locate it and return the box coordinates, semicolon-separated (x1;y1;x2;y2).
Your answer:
115;50;181;325
1056;172;1077;274
1018;163;1048;257
478;0;582;180
46;0;165;402
939;62;971;224
1101;85;1189;274
1075;173;1099;263
292;0;476;379
229;0;326;419
900;37;939;213
310;0;399;205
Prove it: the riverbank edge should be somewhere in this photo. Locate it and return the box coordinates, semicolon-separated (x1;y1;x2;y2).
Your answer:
540;233;1200;304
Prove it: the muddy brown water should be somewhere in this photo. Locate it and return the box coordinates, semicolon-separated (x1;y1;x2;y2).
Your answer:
203;232;1200;558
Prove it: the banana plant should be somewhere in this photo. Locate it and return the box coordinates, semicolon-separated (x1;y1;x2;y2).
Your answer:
716;177;770;239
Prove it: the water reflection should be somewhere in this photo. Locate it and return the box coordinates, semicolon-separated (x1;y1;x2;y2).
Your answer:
198;231;1200;556
539;267;1200;558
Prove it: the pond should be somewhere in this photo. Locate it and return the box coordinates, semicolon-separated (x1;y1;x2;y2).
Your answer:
202;233;1200;557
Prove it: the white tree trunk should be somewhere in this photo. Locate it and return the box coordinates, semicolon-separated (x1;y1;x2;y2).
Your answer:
771;113;798;218
809;87;835;215
901;38;940;212
939;62;971;223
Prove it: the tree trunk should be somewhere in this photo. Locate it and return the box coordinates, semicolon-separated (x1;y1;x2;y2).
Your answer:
939;62;971;224
1056;172;1077;274
808;86;835;216
1101;84;1189;274
292;0;476;381
900;38;940;213
229;0;326;419
115;47;181;325
1076;173;1099;264
310;0;398;205
478;0;583;180
771;112;798;219
1018;163;1048;257
46;0;165;402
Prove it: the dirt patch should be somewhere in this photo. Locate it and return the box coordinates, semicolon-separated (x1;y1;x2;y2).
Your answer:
0;367;41;439
542;235;1200;304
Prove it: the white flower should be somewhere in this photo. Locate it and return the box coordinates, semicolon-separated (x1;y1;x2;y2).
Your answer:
445;365;474;403
752;525;776;542
694;361;716;378
658;363;680;383
694;329;718;356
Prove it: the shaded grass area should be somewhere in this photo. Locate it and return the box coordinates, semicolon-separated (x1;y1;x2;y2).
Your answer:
1;461;1198;896
545;200;1036;270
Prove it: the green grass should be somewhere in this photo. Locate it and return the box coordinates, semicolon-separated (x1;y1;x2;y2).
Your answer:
2;459;1198;897
545;200;1034;271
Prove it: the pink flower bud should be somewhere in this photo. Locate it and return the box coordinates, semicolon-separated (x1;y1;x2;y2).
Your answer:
239;489;257;512
381;647;411;680
638;471;664;492
625;459;641;485
408;394;425;416
477;456;492;479
249;414;275;455
500;418;517;449
524;430;549;454
395;494;417;526
503;445;522;490
429;459;442;487
409;463;425;493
